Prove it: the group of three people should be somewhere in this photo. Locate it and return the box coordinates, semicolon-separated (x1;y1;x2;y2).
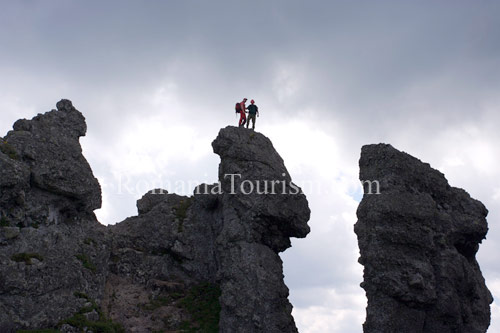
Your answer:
236;98;259;130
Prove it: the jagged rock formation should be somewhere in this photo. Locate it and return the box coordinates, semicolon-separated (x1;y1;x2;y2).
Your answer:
212;128;310;332
0;100;310;332
0;99;101;225
0;100;108;331
355;144;492;333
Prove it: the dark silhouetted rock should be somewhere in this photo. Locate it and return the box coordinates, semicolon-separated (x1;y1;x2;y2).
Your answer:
104;127;311;332
0;100;107;330
1;98;101;226
0;104;310;333
212;126;310;332
355;144;492;333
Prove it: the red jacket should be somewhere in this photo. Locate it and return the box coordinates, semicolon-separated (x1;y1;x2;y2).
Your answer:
240;101;247;116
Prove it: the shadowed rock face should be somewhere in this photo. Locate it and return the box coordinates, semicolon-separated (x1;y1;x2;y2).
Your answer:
0;102;310;332
212;127;310;332
355;144;492;333
0;100;107;332
1;99;101;226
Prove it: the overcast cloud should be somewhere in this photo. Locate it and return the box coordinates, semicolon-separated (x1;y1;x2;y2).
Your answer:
1;1;500;332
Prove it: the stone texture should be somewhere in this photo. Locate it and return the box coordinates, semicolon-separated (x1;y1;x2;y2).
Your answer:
355;144;492;333
0;99;108;331
212;126;310;333
0;104;310;333
1;99;101;228
104;127;311;332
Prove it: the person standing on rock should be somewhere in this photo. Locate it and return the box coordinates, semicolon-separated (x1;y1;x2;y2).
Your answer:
246;99;259;130
238;98;247;127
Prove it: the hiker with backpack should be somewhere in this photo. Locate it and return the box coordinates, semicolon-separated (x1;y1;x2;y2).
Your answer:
246;99;259;130
236;98;247;127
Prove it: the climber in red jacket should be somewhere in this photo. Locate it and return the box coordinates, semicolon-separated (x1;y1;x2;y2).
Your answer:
238;98;247;127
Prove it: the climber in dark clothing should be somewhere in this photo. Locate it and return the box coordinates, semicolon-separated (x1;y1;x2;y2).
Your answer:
246;99;259;130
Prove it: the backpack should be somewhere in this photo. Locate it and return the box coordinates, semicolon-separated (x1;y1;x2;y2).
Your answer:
235;102;241;113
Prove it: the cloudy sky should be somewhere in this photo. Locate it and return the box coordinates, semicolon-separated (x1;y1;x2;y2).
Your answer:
1;1;500;331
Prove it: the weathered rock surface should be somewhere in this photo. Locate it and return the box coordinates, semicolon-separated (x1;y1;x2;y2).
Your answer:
212;127;310;332
0;100;107;331
355;144;492;333
4;99;101;221
0;101;310;332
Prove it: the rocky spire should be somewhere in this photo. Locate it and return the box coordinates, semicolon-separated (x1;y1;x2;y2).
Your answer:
1;99;101;227
0;100;107;332
212;126;310;332
355;144;492;333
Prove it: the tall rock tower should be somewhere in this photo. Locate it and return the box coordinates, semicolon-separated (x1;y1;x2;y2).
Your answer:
355;144;492;333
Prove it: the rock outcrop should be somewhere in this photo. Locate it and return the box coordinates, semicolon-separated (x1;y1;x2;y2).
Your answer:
355;144;492;333
0;99;101;226
212;128;310;332
0;100;310;332
0;100;108;332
